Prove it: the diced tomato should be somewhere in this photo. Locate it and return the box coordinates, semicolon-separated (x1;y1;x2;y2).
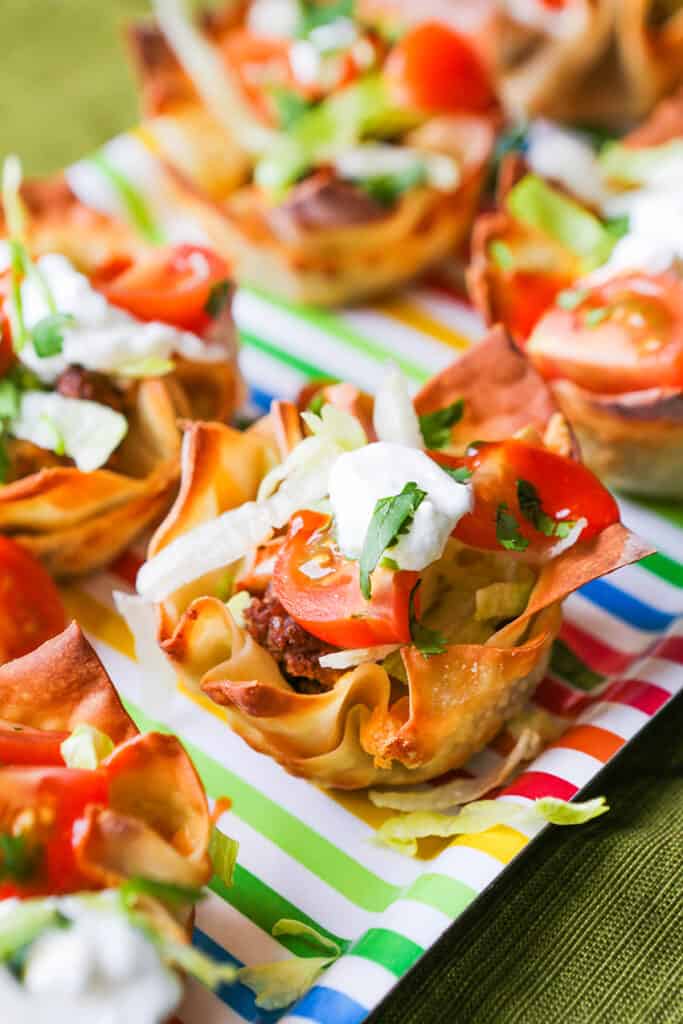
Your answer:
0;538;66;666
527;272;683;394
0;273;16;375
0;767;108;897
273;510;417;647
0;723;69;767
385;21;494;114
433;440;619;552
494;270;573;345
97;244;231;334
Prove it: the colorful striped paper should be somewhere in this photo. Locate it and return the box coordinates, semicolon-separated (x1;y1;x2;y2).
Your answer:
61;138;683;1024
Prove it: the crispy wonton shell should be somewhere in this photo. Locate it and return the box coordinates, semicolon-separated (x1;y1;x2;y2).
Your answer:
0;623;212;888
0;177;242;577
483;0;683;125
148;335;649;787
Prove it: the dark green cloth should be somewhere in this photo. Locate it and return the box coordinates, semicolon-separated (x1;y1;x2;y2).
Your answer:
371;694;683;1024
1;7;681;1022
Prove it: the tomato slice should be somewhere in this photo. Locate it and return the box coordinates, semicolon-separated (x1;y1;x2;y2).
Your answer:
493;269;574;345
433;440;619;552
273;510;417;647
0;538;66;666
97;244;231;334
0;723;69;767
527;272;683;394
0;766;108;897
385;21;494;114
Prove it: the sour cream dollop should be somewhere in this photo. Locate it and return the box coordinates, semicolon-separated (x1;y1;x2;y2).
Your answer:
329;442;471;572
18;253;226;384
0;897;180;1024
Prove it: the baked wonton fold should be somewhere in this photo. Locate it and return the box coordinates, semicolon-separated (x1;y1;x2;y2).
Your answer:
148;333;651;788
484;0;683;125
0;176;242;577
0;623;212;888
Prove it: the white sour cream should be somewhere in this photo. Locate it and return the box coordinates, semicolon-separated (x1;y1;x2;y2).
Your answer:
247;0;302;38
329;442;471;572
10;391;127;472
0;897;180;1024
18;253;224;384
335;144;460;192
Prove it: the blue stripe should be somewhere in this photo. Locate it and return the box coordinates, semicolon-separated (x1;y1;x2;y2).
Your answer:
291;985;368;1024
580;579;676;632
192;928;281;1023
248;384;277;413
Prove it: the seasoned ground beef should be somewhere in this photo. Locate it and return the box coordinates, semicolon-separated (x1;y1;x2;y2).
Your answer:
56;365;125;412
244;586;341;693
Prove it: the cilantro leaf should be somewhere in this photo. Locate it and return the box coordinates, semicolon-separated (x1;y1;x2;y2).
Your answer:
271;88;312;130
517;478;575;538
557;288;587;311
440;464;472;484
30;312;74;357
0;833;42;882
408;581;446;657
419;399;464;449
359;482;426;599
359;163;427;208
0;377;20;420
204;279;231;319
299;0;354;35
496;503;529;551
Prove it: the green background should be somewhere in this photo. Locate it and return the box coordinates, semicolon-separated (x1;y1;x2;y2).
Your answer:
1;4;681;1022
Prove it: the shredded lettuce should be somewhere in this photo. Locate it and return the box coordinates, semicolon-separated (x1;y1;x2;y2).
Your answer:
114;356;175;378
209;828;239;888
158;938;238;988
237;919;341;1010
506;174;615;271
376;796;610;856
271;919;341;958
598;140;683;187
474;580;533;622
225;590;251;628
0;900;62;960
60;724;114;770
318;643;401;670
373;364;422;448
9;391;127;471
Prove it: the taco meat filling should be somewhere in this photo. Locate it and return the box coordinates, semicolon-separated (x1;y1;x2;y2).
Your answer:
56;365;126;412
243;585;341;693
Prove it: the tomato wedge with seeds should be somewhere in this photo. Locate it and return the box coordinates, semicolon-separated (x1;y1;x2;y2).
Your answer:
0;723;69;767
527;272;683;394
0;538;66;666
98;244;231;334
0;766;109;897
273;510;417;648
433;440;619;552
385;21;494;114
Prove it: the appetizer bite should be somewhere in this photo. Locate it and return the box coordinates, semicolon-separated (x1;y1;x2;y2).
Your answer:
133;330;649;789
126;0;497;305
0;537;66;665
0;157;242;577
0;623;235;1021
468;92;683;497
484;0;683;125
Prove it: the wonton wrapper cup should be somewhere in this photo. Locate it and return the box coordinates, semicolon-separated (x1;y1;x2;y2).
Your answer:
147;332;650;788
0;622;212;890
467;97;683;499
483;0;683;126
0;177;242;578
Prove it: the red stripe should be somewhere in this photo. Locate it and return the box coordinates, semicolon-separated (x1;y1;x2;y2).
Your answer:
110;550;144;587
501;771;578;801
652;634;683;664
602;678;671;715
560;621;633;675
534;676;593;717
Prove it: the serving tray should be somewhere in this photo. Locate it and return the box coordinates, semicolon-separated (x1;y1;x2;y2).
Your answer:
60;140;683;1024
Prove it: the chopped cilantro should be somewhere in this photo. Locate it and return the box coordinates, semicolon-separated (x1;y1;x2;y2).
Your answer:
307;392;326;416
418;399;464;449
441;464;472;484
496;503;529;551
557;288;587;311
31;312;74;358
408;581;447;657
517;478;575;538
298;0;354;36
0;833;42;882
359;482;426;599
204;279;231;319
271;88;313;130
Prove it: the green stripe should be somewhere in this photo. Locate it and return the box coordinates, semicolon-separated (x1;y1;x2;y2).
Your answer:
353;928;423;976
89;151;165;244
640;551;683;590
239;328;326;380
405;874;477;919
212;867;349;957
632;494;683;531
247;286;430;384
125;700;400;912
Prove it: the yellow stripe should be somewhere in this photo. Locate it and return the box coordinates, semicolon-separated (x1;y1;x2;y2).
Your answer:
178;679;231;724
376;297;471;351
60;585;135;660
451;825;529;864
132;124;161;156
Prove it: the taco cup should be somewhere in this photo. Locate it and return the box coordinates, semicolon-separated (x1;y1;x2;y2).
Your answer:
125;1;497;305
467;94;683;497
0;168;242;577
0;623;237;1022
132;330;650;789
